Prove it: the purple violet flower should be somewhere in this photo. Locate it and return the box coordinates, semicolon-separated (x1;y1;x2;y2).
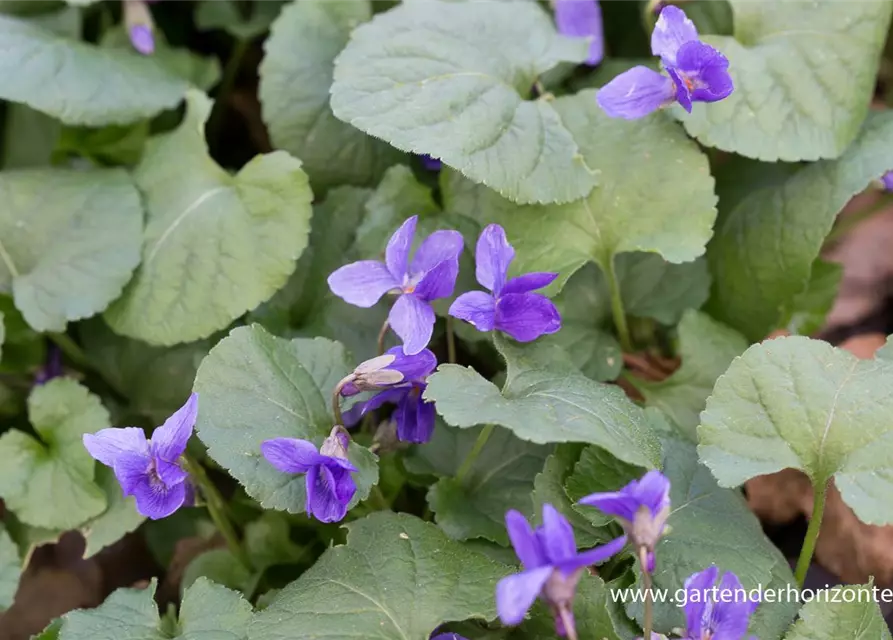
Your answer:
261;426;359;523
554;0;604;66
328;215;463;355
83;393;197;520
680;566;760;640
578;470;670;573
496;504;627;635
34;344;64;386
449;224;560;343
124;0;155;55
419;155;442;171
881;171;893;191
342;346;438;444
597;6;733;119
430;634;468;640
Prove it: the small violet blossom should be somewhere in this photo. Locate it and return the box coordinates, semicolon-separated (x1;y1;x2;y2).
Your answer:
496;504;627;636
83;393;197;520
261;426;358;523
679;566;760;640
419;154;442;171
554;0;604;66
33;345;63;386
449;224;560;343
328;215;463;355
430;633;468;640
881;171;893;191
597;6;733;119
342;347;438;444
578;469;670;573
124;0;155;55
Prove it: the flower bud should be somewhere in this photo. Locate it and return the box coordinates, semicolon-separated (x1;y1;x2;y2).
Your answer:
320;425;350;460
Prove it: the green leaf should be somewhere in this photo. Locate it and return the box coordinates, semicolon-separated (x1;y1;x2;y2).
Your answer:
196;0;283;40
749;556;800;640
330;1;598;205
0;15;188;126
260;0;402;191
425;335;661;468
631;311;747;439
244;512;305;570
511;574;624;640
249;512;509;640
442;92;716;292
699;335;893;525
182;549;252;594
32;620;62;640
104;90;313;346
706;112;893;340
58;577;253;640
783;583;891;640
0;311;4;361
0;379;107;529
80;318;210;425
80;466;145;559
424;425;552;544
0;524;20;611
193;325;379;514
564;445;644;528
2;104;61;169
781;258;843;336
0;168;143;332
680;0;892;161
54;121;149;167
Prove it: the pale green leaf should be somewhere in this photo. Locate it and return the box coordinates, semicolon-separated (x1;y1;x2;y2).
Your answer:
632;311;747;439
0;15;188;126
182;549;252;594
781;258;843;336
244;512;305;570
196;0;283;40
104;90;313;346
749;556;800;640
442;92;716;291
177;578;254;640
425;335;661;468
699;336;893;524
0;524;20;611
706;112;893;340
0;379;107;529
424;425;552;544
680;0;892;161
81;466;145;559
2;105;61;169
193;325;378;514
0;168;142;332
260;0;402;191
331;1;597;205
783;583;890;640
249;512;509;640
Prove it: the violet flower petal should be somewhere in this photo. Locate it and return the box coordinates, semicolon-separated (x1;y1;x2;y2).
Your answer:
261;438;326;474
420;155;442;171
414;258;460;302
506;510;547;570
306;464;350;523
83;427;149;467
651;5;698;66
502;272;558;296
150;393;197;463
495;293;561;342
475;223;515;295
386;215;417;281
341;387;408;427
883;171;893;191
708;571;755;640
539;503;577;564
132;477;187;520
389;294;436;355
383;346;438;382
331;463;358;505
667;67;694;112
684;565;720;635
128;24;154;55
409;229;464;275
112;450;153;496
577;488;637;520
635;469;672;515
154;457;188;487
396;389;435;443
567;535;629;572
449;291;497;332
554;0;604;66
327;260;399;307
675;40;733;103
596;66;676;120
495;566;553;625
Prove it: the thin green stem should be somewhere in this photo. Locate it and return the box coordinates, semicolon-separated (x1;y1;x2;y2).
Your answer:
377;320;390;356
185;456;251;571
48;332;90;371
794;479;828;588
456;424;495;484
331;375;355;427
366;485;390;511
640;546;654;640
825;193;893;246
446;316;457;364
209;38;249;139
605;258;633;352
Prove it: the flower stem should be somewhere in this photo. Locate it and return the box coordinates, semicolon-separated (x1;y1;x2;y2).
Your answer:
367;485;390;511
377;320;390;356
209;37;249;140
184;456;251;571
331;375;355;427
456;424;495;484
605;258;633;352
559;606;578;640
794;479;828;588
48;332;90;371
446;316;457;364
640;546;654;640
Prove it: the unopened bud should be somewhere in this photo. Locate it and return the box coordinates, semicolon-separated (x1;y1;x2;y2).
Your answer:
345;354;405;394
124;0;155;55
320;426;350;460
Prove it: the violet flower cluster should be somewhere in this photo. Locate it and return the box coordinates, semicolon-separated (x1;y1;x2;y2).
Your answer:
598;6;733;119
554;0;604;66
84;393;197;520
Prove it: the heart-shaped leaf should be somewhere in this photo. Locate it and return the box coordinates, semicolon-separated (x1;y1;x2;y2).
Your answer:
0;525;19;612
330;0;597;205
783;583;891;639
